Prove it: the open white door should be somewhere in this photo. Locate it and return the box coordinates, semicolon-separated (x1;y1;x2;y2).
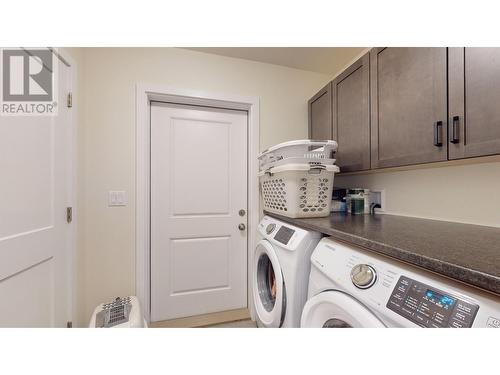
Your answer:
0;50;73;327
150;102;248;322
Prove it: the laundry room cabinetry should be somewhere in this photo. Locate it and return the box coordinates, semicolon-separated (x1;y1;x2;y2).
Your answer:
307;53;370;173
370;47;448;169
448;47;500;160
308;82;332;140
331;53;371;172
308;47;500;173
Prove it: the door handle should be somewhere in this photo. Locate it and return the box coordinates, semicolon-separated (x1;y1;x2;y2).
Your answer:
450;116;460;144
238;223;246;231
434;121;443;147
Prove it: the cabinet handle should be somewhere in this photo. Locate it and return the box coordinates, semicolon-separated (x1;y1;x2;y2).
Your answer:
450;116;460;144
434;121;443;147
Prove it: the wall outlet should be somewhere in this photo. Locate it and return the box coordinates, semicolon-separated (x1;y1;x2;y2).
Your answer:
369;189;385;213
108;191;127;207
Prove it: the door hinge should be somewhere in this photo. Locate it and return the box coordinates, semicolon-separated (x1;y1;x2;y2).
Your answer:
66;321;73;328
66;207;73;223
67;92;73;108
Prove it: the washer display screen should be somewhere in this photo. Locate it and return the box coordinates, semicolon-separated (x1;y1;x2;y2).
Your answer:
274;226;295;245
425;290;455;307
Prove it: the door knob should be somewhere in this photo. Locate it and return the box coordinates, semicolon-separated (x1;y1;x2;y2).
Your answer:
238;223;246;231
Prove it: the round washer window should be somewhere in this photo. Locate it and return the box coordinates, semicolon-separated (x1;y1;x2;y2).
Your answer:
256;253;278;312
322;318;352;328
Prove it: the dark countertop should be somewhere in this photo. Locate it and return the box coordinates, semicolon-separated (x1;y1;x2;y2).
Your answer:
264;211;500;296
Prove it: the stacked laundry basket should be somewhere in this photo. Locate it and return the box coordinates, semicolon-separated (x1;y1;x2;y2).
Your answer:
258;140;340;218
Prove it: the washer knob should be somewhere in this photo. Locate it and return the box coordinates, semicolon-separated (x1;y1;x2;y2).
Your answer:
350;264;377;289
265;223;276;234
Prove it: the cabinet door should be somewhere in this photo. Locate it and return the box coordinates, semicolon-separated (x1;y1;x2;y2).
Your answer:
332;53;370;172
308;82;332;140
449;48;500;159
370;48;447;169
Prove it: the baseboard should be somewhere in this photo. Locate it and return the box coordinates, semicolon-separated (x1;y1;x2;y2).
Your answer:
150;308;251;328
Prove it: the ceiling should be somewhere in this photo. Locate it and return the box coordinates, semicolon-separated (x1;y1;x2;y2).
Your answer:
184;47;367;76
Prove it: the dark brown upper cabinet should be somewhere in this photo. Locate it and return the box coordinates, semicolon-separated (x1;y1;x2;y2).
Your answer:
332;53;371;172
370;48;448;169
308;82;332;140
308;47;500;174
449;48;500;160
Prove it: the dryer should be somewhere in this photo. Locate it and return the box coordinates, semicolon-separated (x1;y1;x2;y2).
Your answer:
253;216;322;327
301;237;500;328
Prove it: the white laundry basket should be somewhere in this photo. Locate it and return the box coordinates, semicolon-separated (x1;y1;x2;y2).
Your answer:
258;139;338;169
259;163;340;218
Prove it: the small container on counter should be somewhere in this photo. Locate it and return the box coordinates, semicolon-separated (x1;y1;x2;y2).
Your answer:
346;188;370;215
331;188;347;212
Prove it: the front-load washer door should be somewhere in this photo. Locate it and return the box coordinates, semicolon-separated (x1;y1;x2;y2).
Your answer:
253;240;286;328
301;291;385;328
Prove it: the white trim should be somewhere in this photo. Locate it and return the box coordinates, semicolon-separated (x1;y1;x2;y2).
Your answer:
135;83;260;323
58;48;78;327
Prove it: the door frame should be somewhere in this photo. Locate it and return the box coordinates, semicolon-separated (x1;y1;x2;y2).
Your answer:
52;48;78;327
60;49;78;327
135;83;260;323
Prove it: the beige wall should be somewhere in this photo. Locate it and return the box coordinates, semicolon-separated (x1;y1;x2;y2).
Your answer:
67;47;329;326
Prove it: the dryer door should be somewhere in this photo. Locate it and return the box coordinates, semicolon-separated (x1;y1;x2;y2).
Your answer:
253;240;286;327
301;291;385;328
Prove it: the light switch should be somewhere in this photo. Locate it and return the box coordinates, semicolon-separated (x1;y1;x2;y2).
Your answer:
108;191;127;207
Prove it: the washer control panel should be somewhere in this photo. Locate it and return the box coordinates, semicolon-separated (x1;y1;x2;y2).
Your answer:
265;223;276;234
274;226;295;245
387;276;479;328
350;264;377;289
259;216;320;251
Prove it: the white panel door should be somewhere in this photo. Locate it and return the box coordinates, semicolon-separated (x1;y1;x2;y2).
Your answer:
151;102;248;322
0;53;72;327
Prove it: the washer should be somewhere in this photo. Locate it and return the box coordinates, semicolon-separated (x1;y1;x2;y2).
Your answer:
253;216;322;328
301;237;500;328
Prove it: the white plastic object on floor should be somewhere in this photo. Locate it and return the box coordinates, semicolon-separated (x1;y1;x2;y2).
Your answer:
89;296;147;328
258;139;338;170
258;163;340;218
